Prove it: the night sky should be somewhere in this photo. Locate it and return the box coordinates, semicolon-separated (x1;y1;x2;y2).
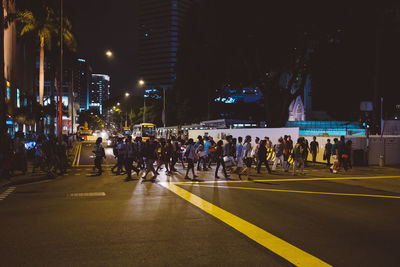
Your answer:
67;1;399;118
69;0;138;96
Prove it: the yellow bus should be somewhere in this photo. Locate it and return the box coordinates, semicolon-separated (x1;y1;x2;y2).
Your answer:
132;123;156;140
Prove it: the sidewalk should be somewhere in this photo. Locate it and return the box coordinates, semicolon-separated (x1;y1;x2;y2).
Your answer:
0;162;50;188
1;143;79;189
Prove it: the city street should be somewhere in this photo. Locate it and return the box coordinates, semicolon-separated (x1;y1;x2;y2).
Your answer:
1;141;400;266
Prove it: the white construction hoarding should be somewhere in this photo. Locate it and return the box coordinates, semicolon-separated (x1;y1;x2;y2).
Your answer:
189;128;299;145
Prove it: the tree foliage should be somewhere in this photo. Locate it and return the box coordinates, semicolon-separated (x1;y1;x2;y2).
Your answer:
174;1;396;125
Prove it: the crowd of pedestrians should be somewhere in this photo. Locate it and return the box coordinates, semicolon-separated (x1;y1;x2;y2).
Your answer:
0;131;72;179
0;130;354;183
104;133;353;182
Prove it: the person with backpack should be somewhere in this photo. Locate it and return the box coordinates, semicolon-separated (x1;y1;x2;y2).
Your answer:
309;136;319;163
111;138;125;175
155;139;171;175
93;137;106;176
272;137;286;172
253;137;260;169
125;136;140;181
235;136;244;176
342;140;352;171
324;139;332;166
239;135;252;179
196;140;208;171
184;138;198;180
256;139;272;175
135;137;145;170
293;138;304;176
215;140;229;179
32;136;44;174
207;137;216;169
330;138;340;174
142;137;158;181
223;135;235;171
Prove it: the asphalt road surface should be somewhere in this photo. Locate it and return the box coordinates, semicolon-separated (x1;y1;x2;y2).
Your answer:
1;141;400;266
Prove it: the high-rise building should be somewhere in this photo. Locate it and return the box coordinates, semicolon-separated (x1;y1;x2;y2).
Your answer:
74;58;92;112
137;0;196;93
90;74;111;114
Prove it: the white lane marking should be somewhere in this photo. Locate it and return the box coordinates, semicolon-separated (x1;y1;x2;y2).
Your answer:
0;187;16;201
68;192;106;197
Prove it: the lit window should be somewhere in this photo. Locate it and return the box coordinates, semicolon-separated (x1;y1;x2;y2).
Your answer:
17;88;20;108
6;82;11;100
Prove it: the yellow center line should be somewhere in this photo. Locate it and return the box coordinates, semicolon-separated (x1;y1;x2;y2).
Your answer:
76;143;82;167
159;182;331;266
172;175;400;185
72;143;79;167
192;184;400;199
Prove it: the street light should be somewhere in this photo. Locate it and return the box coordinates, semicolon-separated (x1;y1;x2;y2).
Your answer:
124;92;131;127
105;50;113;57
138;80;146;122
117;102;120;106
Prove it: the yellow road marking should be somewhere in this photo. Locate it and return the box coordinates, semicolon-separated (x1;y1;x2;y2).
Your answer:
72;144;79;167
160;182;331;266
173;175;400;185
76;143;82;167
192;184;400;199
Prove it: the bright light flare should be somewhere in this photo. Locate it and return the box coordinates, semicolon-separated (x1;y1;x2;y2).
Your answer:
138;80;145;86
105;50;113;57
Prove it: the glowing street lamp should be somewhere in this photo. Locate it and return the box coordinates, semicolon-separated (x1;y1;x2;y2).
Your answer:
105;50;113;57
138;79;145;86
125;92;130;97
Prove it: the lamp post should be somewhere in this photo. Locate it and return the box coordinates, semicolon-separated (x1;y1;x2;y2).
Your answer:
138;80;145;122
105;49;113;130
58;0;63;140
124;92;131;127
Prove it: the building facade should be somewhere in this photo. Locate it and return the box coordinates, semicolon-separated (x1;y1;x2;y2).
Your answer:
74;58;92;112
137;0;196;93
90;74;110;114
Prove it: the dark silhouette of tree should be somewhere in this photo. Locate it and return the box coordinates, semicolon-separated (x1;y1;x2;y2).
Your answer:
175;1;398;126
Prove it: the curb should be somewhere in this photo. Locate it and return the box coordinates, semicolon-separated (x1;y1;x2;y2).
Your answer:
0;174;54;189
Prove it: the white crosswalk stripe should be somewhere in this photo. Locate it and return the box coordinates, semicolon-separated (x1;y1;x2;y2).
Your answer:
68;192;106;197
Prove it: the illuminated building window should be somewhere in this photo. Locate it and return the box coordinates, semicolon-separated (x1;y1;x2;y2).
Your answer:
17;88;20;108
6;81;11;100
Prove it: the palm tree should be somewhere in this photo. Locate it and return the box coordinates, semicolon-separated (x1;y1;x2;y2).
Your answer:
16;4;76;107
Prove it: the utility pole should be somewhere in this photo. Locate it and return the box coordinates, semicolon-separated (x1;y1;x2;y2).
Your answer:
58;0;64;139
69;71;74;134
162;87;166;127
143;97;146;123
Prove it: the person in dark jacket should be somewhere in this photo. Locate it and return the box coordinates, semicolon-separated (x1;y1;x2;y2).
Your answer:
324;139;332;166
215;140;229;179
256;140;271;174
93;137;106;176
125;136;140;181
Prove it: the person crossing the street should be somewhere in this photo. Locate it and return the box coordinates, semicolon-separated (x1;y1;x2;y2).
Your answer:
93;137;106;176
125;136;140;181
